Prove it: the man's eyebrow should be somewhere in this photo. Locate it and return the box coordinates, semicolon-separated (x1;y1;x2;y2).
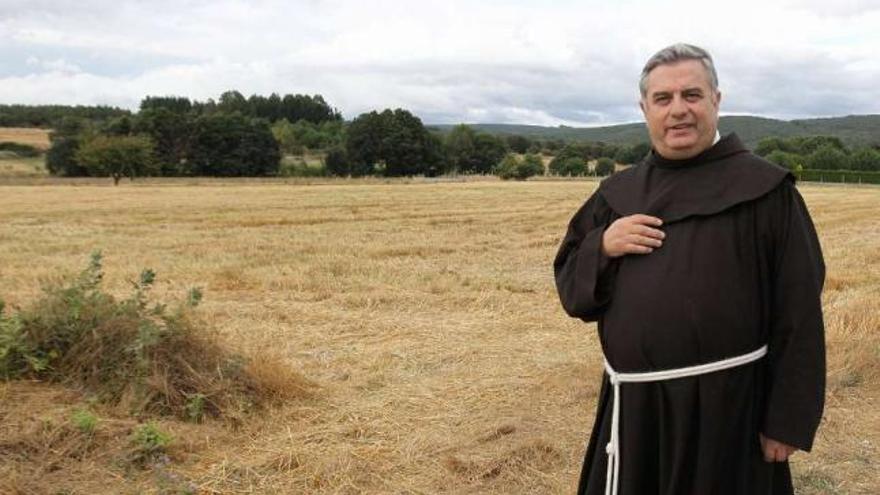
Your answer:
650;87;704;98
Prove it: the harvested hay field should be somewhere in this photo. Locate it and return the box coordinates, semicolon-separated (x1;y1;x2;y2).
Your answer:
0;179;878;494
0;127;50;178
0;127;51;150
0;156;46;177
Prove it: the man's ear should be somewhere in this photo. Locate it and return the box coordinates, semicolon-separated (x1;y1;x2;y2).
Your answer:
714;91;722;108
639;99;647;116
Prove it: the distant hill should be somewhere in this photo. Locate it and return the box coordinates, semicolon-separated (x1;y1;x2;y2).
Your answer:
429;114;880;149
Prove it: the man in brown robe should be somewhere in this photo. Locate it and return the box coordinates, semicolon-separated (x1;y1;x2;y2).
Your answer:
554;43;825;494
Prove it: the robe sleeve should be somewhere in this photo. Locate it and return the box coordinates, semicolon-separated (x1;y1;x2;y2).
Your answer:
553;191;620;322
761;180;826;452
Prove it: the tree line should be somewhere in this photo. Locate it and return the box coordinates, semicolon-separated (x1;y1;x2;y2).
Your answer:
32;93;641;183
757;135;880;172
0;104;130;128
44;92;341;182
323;115;642;179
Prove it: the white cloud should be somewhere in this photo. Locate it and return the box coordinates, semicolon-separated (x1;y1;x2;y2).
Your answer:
0;0;879;124
23;56;82;74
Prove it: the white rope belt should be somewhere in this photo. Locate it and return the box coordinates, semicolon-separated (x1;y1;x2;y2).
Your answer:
601;345;768;495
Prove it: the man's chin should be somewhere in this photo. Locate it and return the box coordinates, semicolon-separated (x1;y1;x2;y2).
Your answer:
658;136;716;159
658;142;699;159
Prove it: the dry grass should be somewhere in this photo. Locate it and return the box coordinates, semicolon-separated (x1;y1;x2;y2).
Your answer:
0;179;877;493
0;156;47;178
0;127;51;150
0;127;50;178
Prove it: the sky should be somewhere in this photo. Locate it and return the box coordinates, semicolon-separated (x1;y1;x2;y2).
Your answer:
1;0;879;126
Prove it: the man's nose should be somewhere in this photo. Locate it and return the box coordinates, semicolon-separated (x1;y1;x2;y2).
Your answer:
670;95;688;117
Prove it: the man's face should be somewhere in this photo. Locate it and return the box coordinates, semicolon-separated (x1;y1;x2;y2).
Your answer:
640;59;721;160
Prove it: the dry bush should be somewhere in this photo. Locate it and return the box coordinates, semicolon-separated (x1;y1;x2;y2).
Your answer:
0;252;314;422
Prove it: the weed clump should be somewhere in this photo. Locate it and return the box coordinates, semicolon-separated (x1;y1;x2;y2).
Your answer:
0;252;311;421
130;421;172;466
70;408;99;435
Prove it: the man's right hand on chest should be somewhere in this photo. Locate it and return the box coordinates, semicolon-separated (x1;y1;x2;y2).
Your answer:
601;214;665;258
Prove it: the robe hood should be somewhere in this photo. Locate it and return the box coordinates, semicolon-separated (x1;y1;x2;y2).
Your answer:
598;133;793;224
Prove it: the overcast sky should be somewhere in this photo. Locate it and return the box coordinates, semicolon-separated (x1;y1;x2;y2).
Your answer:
1;0;879;126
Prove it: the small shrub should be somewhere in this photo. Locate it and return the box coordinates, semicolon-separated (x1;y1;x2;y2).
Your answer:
71;408;98;435
184;393;206;423
519;153;544;179
494;153;544;181
494;153;519;180
0;252;313;420
130;421;172;465
0;301;27;379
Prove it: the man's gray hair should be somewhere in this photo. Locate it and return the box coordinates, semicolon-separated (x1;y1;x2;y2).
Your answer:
639;43;719;98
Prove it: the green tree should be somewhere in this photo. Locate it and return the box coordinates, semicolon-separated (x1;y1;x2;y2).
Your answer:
549;145;590;174
445;124;476;174
382;109;435;176
614;142;651;164
847;147;880;171
423;131;449;177
550;156;588;176
595;157;616;176
468;133;508;174
45;117;92;177
505;134;531;154
345;109;442;177
279;94;342;124
345;111;384;176
139;96;193;114
134;107;193;175
765;150;803;171
494;153;519;180
75;135;158;185
102;115;134;136
188;113;280;176
755;137;789;157
495;153;542;180
805;145;847;170
217;90;249;115
793;136;846;156
521;153;544;178
271;119;303;155
324;146;350;176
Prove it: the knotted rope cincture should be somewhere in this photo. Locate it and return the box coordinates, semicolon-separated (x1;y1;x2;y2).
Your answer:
601;345;768;495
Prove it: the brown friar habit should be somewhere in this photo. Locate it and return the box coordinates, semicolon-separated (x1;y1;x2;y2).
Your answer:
554;133;825;495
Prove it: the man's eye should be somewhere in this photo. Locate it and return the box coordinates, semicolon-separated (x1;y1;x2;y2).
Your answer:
654;96;670;104
685;93;702;101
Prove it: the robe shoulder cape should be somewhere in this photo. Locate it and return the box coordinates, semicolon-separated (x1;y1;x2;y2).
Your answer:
554;133;826;495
